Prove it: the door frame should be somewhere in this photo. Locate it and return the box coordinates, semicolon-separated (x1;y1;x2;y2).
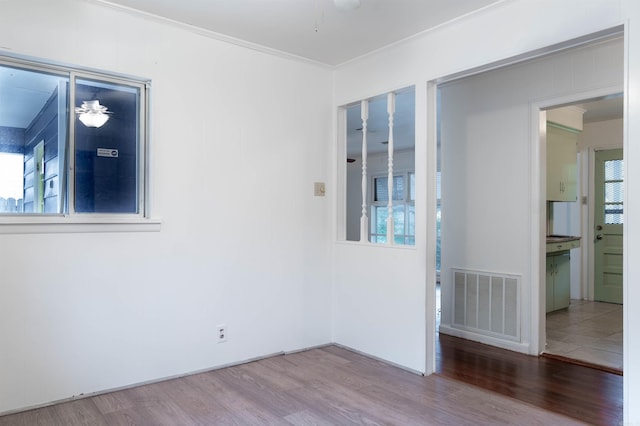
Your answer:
531;87;623;355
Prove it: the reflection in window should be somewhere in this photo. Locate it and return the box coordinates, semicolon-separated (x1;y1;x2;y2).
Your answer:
75;79;140;213
0;65;68;214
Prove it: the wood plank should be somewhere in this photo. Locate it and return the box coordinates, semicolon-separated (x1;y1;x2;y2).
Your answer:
0;344;599;425
437;333;623;425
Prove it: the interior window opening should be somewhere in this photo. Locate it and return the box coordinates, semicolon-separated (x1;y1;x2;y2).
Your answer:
343;86;415;245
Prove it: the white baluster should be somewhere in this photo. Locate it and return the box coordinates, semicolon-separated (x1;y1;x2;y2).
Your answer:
360;100;369;242
386;92;396;245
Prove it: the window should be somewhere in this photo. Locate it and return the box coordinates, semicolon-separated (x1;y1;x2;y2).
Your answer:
370;172;415;244
604;158;624;224
0;55;149;225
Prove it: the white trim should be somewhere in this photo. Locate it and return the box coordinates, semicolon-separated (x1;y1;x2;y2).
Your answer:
438;324;531;354
0;217;162;234
332;343;425;376
334;239;416;251
437;27;623;86
529;85;623;355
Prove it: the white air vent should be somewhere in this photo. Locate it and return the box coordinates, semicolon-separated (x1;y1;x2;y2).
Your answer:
452;269;520;342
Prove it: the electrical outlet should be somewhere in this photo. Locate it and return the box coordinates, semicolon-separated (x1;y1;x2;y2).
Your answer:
217;324;227;343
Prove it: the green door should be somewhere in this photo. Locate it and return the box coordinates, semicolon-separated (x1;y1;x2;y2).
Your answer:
33;141;45;213
594;149;623;304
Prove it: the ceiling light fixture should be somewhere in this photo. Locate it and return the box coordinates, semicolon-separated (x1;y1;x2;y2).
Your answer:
334;0;361;11
75;100;111;128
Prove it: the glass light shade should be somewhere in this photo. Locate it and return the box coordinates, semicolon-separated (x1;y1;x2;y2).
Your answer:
76;100;110;128
79;112;109;128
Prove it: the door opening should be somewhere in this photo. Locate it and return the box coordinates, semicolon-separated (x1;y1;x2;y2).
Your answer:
542;98;623;373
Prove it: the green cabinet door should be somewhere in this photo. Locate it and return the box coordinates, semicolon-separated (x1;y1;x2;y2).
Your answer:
546;251;571;312
547;123;578;201
546;256;554;313
553;252;570;310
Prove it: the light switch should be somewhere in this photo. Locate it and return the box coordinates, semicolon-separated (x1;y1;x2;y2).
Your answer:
314;182;326;197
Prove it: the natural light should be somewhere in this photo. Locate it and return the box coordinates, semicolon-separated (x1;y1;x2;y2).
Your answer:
0;153;23;200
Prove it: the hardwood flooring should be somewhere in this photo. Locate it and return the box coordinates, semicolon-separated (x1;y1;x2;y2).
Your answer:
437;333;623;425
1;344;591;426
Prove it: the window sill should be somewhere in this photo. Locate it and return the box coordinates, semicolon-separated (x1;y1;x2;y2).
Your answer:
0;216;162;234
335;240;417;250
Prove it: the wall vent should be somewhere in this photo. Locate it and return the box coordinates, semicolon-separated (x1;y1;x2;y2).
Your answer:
452;269;520;342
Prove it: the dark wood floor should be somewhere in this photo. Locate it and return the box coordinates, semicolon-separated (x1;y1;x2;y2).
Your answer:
437;333;623;425
0;344;591;426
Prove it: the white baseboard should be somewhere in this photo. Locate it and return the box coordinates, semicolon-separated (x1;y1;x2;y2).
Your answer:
439;325;531;354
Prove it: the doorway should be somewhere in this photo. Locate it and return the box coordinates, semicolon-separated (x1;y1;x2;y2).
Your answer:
542;100;623;373
434;35;623;368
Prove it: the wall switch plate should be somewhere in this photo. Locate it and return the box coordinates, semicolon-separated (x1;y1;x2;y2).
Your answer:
217;324;227;343
314;182;326;197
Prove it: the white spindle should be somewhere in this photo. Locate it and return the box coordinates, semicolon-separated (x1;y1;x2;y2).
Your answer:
360;100;369;242
386;92;396;244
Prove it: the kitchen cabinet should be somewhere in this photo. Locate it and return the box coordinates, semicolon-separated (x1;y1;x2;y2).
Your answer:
546;251;570;312
547;122;578;201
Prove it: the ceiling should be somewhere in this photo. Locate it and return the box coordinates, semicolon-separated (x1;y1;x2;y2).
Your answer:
96;0;502;66
0;66;66;129
577;95;624;123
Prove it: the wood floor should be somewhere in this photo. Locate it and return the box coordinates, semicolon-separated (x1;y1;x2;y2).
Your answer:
0;340;621;425
437;333;623;425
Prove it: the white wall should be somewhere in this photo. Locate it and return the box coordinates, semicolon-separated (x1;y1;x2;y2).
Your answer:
0;0;333;414
580;118;624;151
333;0;640;422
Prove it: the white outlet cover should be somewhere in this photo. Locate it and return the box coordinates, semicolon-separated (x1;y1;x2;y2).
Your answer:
216;324;227;343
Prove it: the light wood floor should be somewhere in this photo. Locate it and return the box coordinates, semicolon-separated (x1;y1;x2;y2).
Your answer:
0;345;586;426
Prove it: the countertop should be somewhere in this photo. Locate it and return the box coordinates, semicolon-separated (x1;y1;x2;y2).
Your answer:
546;235;581;253
546;235;581;243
